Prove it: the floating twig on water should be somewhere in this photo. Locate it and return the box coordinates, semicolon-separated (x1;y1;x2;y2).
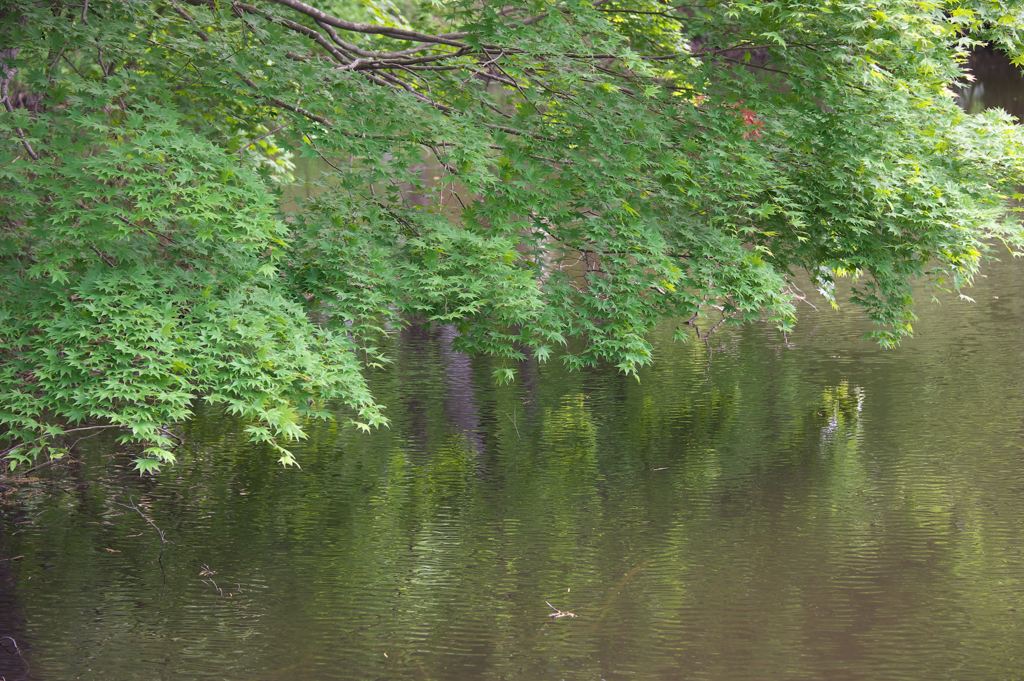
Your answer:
0;635;29;673
117;495;171;564
545;601;578;618
505;406;521;441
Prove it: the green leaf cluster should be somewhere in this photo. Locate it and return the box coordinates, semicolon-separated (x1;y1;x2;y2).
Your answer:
2;0;1023;470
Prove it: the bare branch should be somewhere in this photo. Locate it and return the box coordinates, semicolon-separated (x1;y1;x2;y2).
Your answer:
118;496;170;563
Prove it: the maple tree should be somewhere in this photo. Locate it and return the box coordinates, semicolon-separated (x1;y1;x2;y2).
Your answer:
3;0;1024;472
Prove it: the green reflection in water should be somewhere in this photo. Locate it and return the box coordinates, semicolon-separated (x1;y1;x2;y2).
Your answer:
2;258;1024;681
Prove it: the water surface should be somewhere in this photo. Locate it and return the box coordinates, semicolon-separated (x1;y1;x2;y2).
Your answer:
3;55;1024;681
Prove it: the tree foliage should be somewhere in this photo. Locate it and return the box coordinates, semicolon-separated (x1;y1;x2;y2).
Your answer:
3;0;1024;471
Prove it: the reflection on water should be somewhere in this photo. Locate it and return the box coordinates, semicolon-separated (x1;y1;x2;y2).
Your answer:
958;49;1024;118
4;54;1024;681
3;253;1023;681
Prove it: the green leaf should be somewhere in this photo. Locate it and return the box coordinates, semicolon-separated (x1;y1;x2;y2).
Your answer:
133;458;164;475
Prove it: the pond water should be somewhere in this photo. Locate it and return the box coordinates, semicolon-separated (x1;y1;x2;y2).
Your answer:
4;56;1024;681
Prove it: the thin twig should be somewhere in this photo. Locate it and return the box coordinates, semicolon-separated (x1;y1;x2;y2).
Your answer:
47;39;70;78
118;496;170;564
426;143;459;176
159;426;185;449
0;636;28;670
200;567;225;607
0;423;125;461
97;47;109;77
309;142;346;173
89;244;117;268
505;406;520;441
1;76;40;160
168;0;209;40
545;601;578;618
237;123;287;154
0;457;68;485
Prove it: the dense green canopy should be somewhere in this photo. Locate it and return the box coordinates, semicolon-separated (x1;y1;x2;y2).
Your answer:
3;0;1024;471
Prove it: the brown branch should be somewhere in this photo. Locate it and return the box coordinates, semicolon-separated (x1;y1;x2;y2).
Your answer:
90;244;117;268
260;0;470;46
47;39;70;77
426;143;458;176
267;95;333;125
384;63;463;72
73;200;178;244
237;123;287;154
169;0;210;41
718;55;795;79
1;51;41;161
236;71;336;127
309;142;347;173
233;3;352;65
594;7;681;19
0;457;66;484
313;17;472;61
377;49;472;67
692;43;773;57
118;496;170;563
1;425;124;460
371;68;433;101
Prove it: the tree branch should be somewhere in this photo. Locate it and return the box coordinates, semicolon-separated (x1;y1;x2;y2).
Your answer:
260;0;470;46
1;48;41;161
237;123;288;154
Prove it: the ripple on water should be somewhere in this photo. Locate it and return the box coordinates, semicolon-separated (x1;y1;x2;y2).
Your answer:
6;259;1024;680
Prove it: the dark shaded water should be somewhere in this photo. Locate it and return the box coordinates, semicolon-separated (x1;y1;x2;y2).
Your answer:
3;57;1024;681
959;49;1024;119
